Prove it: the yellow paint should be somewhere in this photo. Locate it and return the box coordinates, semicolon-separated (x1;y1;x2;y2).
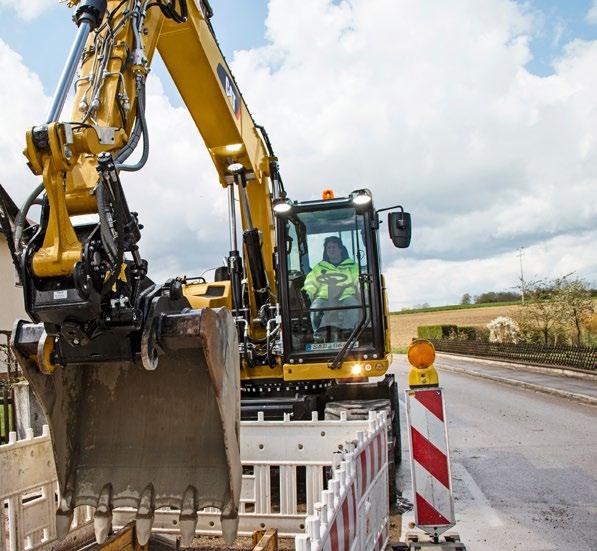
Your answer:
183;281;232;309
283;357;389;381
38;336;57;375
25;1;396;389
27;0;276;334
381;274;392;357
240;357;389;383
31;159;82;277
25;2;163;277
241;363;284;381
408;364;439;387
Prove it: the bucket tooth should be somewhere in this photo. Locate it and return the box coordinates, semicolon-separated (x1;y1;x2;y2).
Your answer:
135;516;153;547
135;485;155;546
94;484;113;544
179;486;198;547
94;514;112;545
220;515;239;546
55;492;74;540
179;514;198;548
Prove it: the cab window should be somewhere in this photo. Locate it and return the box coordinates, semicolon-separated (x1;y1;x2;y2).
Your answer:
284;207;372;355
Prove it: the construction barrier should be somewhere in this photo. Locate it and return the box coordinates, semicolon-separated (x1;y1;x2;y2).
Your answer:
405;387;455;538
295;411;390;551
0;427;93;551
0;392;390;551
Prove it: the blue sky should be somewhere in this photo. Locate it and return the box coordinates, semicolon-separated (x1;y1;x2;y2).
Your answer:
1;1;595;99
0;0;268;97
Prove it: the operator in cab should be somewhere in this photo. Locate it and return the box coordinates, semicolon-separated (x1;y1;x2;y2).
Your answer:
302;236;361;332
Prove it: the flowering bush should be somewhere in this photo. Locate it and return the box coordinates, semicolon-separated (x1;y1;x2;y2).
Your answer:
487;316;520;344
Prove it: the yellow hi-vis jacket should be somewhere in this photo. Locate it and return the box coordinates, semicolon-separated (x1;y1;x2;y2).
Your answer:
303;259;359;301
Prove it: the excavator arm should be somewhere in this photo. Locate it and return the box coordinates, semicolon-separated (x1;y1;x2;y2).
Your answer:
10;0;282;545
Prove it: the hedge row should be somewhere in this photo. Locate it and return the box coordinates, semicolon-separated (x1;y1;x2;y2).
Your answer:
417;325;489;342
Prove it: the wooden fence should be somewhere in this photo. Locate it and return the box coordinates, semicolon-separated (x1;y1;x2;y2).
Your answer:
430;339;597;371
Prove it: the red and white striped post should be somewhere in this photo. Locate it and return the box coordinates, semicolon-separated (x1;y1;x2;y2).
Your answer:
405;340;456;540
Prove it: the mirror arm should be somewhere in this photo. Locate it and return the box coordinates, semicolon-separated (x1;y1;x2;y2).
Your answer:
376;204;404;214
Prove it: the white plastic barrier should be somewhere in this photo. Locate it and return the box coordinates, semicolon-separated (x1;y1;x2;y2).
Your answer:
0;428;93;551
295;411;389;551
1;410;390;550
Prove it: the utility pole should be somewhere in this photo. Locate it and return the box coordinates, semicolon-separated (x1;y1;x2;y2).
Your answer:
517;247;525;305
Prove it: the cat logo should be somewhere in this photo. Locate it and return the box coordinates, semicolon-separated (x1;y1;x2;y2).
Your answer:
217;64;241;120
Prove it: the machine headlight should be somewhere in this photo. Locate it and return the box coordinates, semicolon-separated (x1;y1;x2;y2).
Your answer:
351;363;363;375
227;162;244;174
272;197;293;215
352;189;372;206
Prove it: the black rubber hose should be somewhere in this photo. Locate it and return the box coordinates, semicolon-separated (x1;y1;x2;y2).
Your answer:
97;178;125;295
96;179;118;262
114;106;143;165
116;77;149;172
14;182;44;254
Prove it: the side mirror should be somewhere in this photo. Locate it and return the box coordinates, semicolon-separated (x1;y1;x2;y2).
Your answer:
388;211;411;248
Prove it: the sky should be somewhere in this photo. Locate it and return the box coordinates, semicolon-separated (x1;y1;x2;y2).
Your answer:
0;0;596;309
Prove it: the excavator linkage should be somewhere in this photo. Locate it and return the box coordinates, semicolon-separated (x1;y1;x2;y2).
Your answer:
11;303;241;546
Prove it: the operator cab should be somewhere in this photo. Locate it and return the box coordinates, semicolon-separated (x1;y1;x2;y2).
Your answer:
275;189;410;368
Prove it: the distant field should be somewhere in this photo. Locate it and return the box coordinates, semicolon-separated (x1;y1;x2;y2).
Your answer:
392;300;520;315
390;303;523;348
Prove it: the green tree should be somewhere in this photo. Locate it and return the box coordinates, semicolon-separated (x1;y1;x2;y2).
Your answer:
515;279;564;346
460;293;471;305
555;277;595;346
475;291;520;304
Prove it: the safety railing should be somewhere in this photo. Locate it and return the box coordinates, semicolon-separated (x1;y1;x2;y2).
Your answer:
0;427;93;551
1;392;389;551
295;411;389;551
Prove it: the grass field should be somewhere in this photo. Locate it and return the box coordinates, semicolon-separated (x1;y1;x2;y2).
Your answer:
392;300;521;315
390;302;524;348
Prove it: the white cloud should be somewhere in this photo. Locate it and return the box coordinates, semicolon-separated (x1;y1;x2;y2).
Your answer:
0;0;55;20
385;230;597;309
587;1;597;25
229;0;597;303
1;0;596;307
0;39;49;203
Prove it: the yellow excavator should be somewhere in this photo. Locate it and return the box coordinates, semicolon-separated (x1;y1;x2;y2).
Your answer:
4;0;412;546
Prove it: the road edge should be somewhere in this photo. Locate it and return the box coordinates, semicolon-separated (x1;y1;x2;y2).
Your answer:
436;353;597;380
437;363;597;406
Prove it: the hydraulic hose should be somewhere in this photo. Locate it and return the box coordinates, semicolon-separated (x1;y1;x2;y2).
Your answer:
14;182;45;254
96;177;125;294
96;179;119;262
115;77;149;172
115;7;149;171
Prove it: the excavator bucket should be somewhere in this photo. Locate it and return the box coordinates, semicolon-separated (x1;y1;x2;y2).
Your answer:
11;307;241;547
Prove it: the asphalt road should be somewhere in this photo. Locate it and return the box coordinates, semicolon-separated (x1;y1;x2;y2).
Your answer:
390;356;597;551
